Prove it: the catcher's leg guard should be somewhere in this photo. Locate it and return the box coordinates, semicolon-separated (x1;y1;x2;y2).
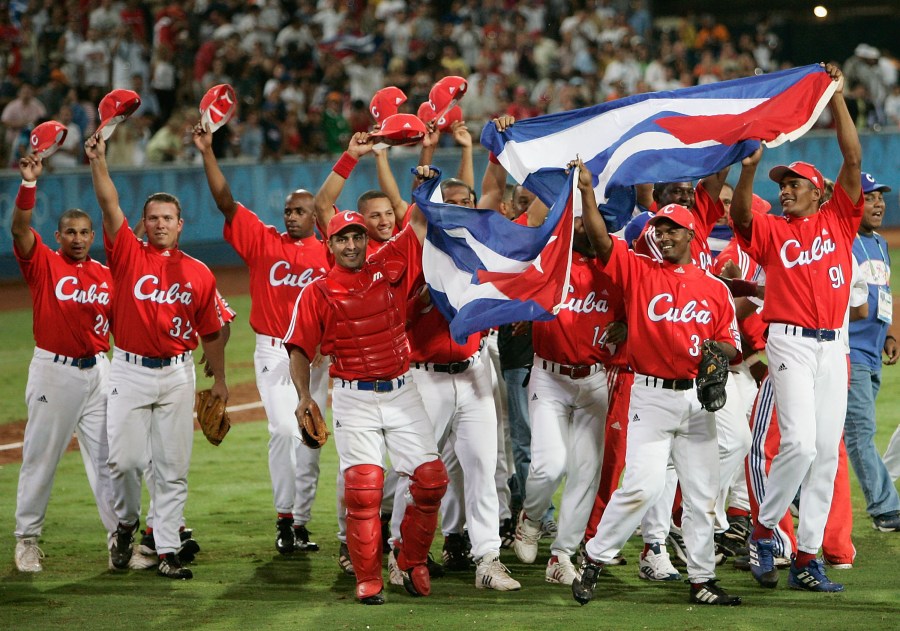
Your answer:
399;459;448;596
344;465;385;600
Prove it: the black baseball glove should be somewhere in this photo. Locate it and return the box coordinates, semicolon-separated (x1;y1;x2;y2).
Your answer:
696;340;729;412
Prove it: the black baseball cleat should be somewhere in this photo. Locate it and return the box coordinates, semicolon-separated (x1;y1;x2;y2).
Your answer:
178;538;201;563
359;591;385;605
426;552;445;578
275;517;294;555
293;525;320;552
157;552;193;580
499;517;516;550
139;529;156;555
442;533;472;572
690;579;742;606
110;522;136;570
571;556;603;605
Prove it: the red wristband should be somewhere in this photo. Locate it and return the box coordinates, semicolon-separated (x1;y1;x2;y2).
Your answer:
15;182;37;210
333;152;358;179
488;152;500;165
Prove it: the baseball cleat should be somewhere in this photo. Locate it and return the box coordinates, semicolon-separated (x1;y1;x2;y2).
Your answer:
139;529;156;555
475;553;521;591
499;518;516;549
715;532;744;561
442;533;472;572
690;579;743;606
545;554;580;585
157;552;193;580
426;553;445;578
513;510;542;564
338;542;355;576
14;537;44;573
541;518;558;540
571;556;603;605
748;536;779;588
387;548;404;587
638;543;681;581
390;548;430;597
823;557;853;570
275;517;294;555
358;591;385;605
128;549;159;570
788;558;844;592
293;525;320;552
110;522;136;570
178;538;201;564
872;511;900;532
665;525;688;567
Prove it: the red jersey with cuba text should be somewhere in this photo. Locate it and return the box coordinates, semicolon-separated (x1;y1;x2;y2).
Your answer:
104;219;222;356
533;254;625;367
602;237;740;379
223;203;328;337
634;182;724;271
735;182;862;330
15;228;112;357
285;226;423;381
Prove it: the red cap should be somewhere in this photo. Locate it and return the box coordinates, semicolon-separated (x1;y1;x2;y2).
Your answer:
768;161;825;191
370;86;407;125
429;76;467;118
30;120;68;158
436;105;463;131
369;113;427;146
96;89;141;140
199;83;237;133
417;100;437;124
327;210;367;239
750;194;772;214
648;204;695;231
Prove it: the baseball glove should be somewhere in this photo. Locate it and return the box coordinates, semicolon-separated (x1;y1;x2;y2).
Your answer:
195;389;231;446
299;400;329;449
696;340;729;412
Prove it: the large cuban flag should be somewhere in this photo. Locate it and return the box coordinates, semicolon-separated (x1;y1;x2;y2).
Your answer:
412;168;575;344
482;64;836;229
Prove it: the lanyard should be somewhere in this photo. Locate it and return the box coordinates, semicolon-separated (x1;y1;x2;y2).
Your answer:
856;233;887;278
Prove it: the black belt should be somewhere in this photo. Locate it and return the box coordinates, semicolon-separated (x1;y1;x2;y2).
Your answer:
640;375;694;391
779;325;837;342
414;359;471;374
54;354;98;369
124;352;188;369
341;376;406;392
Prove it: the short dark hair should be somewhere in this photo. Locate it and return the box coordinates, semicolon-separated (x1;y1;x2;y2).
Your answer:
441;178;477;203
57;208;92;231
143;192;182;219
357;189;390;211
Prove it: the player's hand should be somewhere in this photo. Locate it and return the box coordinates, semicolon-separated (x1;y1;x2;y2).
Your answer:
84;133;106;161
192;123;213;153
604;320;627;345
347;131;374;159
414;165;438;181
511;320;531;337
311;351;326;369
567;157;593;191
823;62;844;93
18;154;43;181
719;260;742;280
210;379;228;405
295;395;315;426
742;146;763;167
884;336;899;365
422;120;440;148
492;115;515;132
450;120;472;148
198;352;214;378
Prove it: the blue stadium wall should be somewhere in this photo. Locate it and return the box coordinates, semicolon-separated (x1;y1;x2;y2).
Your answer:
1;131;898;281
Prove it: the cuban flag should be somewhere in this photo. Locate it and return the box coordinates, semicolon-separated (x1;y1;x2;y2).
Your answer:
482;64;836;229
412;168;575;344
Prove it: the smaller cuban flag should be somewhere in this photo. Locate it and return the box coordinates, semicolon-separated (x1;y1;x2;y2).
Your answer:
412;168;576;344
482;64;836;231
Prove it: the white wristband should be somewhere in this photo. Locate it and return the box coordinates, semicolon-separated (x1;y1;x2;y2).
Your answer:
21;179;37;188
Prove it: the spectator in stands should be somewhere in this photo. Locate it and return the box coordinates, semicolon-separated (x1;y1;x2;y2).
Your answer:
1;83;46;168
145;111;188;164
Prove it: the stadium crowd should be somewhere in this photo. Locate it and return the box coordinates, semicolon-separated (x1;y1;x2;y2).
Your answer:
1;0;898;170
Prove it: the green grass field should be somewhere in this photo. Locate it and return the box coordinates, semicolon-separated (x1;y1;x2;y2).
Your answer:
1;257;899;630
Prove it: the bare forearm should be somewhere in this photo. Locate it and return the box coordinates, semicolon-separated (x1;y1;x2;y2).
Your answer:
199;329;227;383
88;157;125;238
200;147;237;219
288;347;312;400
479;159;507;210
457;145;474;189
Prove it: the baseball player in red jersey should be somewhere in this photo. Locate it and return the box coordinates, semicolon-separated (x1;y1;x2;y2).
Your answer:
285;199;448;605
571;159;743;607
193;126;330;555
400;177;520;591
11;154;118;573
86;133;228;580
512;211;626;587
731;63;862;593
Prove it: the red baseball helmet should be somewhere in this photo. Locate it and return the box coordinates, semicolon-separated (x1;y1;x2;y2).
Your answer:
96;89;141;140
370;86;407;125
429;76;467;118
200;84;237;133
30;120;68;158
369;113;427;146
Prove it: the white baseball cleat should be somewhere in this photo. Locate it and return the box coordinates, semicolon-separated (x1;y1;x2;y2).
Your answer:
15;537;44;573
128;548;159;570
475;553;521;591
638;543;682;581
545;554;581;585
513;510;542;564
